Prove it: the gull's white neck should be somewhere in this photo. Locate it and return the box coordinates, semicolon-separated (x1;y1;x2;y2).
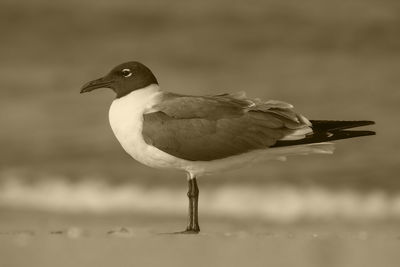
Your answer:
110;84;161;117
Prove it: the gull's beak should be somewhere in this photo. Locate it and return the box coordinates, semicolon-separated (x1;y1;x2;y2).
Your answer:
80;76;114;94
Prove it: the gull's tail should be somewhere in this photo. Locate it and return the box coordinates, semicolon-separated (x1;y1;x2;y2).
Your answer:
272;120;376;147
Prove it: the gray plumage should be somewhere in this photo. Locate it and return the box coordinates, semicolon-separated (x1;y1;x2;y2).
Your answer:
142;92;310;161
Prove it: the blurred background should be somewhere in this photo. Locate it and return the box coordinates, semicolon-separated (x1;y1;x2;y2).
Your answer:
0;0;399;230
2;1;400;266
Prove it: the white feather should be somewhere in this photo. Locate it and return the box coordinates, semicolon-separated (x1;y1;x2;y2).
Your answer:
280;126;313;141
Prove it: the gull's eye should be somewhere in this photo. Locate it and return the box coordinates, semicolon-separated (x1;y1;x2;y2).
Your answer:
121;68;132;77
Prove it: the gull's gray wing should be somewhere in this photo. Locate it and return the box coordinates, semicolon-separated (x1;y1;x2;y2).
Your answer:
142;92;311;161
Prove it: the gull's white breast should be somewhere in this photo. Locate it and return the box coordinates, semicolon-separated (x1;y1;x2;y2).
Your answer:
109;85;185;170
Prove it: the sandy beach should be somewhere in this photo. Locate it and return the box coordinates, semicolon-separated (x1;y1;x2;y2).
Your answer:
1;210;400;267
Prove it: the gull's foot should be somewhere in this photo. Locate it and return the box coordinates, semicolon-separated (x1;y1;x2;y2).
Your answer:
175;229;200;235
158;227;200;235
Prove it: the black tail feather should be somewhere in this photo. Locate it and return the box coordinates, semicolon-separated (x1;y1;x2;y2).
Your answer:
272;120;376;148
309;120;375;132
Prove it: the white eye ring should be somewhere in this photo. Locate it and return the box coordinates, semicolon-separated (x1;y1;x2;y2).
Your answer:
121;68;132;77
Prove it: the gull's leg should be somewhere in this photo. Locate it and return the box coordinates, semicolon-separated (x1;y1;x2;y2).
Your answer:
186;177;200;233
181;174;200;234
169;174;200;234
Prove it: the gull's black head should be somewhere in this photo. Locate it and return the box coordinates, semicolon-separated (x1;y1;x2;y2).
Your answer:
80;61;158;98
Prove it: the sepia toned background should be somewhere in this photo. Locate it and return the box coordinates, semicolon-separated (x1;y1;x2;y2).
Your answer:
0;0;399;266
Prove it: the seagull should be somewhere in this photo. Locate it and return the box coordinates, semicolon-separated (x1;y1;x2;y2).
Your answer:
80;61;375;234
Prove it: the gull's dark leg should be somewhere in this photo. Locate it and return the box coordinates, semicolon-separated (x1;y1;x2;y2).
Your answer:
169;175;200;234
185;177;200;233
178;176;200;234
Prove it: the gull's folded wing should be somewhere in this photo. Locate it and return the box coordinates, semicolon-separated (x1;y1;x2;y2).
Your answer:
142;92;311;161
